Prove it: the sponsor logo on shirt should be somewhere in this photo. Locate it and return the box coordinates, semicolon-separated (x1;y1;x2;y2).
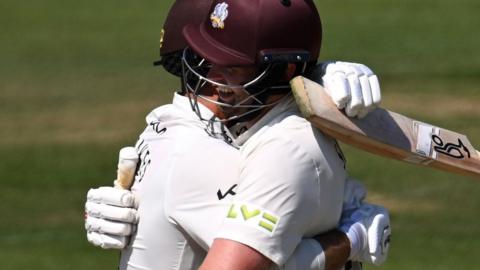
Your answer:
226;202;280;235
135;139;151;183
149;120;167;134
217;184;238;200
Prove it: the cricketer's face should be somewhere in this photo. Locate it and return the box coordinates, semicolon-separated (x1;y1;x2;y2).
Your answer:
206;65;260;119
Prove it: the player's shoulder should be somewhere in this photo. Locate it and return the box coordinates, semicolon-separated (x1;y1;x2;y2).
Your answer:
146;103;189;125
242;109;316;155
139;102;207;140
270;103;341;152
242;105;346;173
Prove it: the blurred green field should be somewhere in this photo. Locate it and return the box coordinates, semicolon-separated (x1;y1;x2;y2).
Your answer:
0;0;479;269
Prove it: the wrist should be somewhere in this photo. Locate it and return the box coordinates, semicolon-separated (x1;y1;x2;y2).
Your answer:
314;229;350;270
340;222;367;260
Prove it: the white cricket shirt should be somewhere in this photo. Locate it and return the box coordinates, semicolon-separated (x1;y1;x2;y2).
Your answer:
119;93;241;270
119;93;347;269
216;95;347;265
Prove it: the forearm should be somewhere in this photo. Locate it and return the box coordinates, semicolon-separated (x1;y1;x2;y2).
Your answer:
315;230;350;270
273;230;350;270
199;239;272;270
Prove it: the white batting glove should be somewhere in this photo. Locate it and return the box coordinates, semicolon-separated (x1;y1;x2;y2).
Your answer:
85;187;139;249
339;203;391;266
308;61;382;118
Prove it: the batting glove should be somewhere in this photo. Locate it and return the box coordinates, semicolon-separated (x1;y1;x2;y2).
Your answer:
85;186;139;249
343;177;367;212
308;61;382;118
339;203;391;266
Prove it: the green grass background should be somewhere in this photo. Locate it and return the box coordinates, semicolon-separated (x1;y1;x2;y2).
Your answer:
1;0;479;269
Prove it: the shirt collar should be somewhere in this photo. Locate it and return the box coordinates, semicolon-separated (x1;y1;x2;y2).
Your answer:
233;94;297;146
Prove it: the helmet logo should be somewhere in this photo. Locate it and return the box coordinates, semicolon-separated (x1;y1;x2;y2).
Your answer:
159;28;165;49
210;2;229;29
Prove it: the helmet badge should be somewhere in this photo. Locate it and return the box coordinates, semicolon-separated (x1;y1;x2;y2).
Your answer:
159;28;165;49
210;2;229;29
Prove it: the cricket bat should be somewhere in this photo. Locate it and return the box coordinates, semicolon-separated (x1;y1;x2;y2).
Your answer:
114;147;139;189
290;76;480;179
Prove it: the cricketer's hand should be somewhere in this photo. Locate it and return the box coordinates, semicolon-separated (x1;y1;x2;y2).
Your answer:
340;203;391;266
85;186;139;249
308;61;382;118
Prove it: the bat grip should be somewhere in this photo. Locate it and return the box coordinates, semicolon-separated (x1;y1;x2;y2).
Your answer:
115;162;137;190
114;147;139;190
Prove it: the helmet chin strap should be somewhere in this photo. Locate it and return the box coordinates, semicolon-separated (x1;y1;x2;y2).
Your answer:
228;121;250;139
224;84;291;127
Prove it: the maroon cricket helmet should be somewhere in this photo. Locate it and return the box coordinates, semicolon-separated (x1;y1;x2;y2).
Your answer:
183;0;322;67
154;0;214;76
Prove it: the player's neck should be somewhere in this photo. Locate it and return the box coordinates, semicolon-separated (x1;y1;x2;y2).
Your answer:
244;93;287;128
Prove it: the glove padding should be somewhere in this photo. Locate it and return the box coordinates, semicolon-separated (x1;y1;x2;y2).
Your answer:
343;177;367;212
85;187;139;249
339;203;391;266
86;231;128;249
308;61;381;118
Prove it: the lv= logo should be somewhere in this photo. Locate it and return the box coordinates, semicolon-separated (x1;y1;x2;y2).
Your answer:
431;135;471;159
227;203;279;234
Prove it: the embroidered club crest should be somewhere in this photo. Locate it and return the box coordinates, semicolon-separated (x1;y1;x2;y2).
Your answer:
210;2;229;29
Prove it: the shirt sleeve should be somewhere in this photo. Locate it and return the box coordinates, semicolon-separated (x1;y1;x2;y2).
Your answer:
215;134;322;265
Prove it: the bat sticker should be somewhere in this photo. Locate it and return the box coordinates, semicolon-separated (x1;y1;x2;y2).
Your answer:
431;135;471;159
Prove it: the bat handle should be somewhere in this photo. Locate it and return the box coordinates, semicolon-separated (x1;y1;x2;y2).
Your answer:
114;147;139;190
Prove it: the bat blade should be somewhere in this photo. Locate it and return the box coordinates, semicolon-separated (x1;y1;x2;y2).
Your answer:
290;76;480;179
